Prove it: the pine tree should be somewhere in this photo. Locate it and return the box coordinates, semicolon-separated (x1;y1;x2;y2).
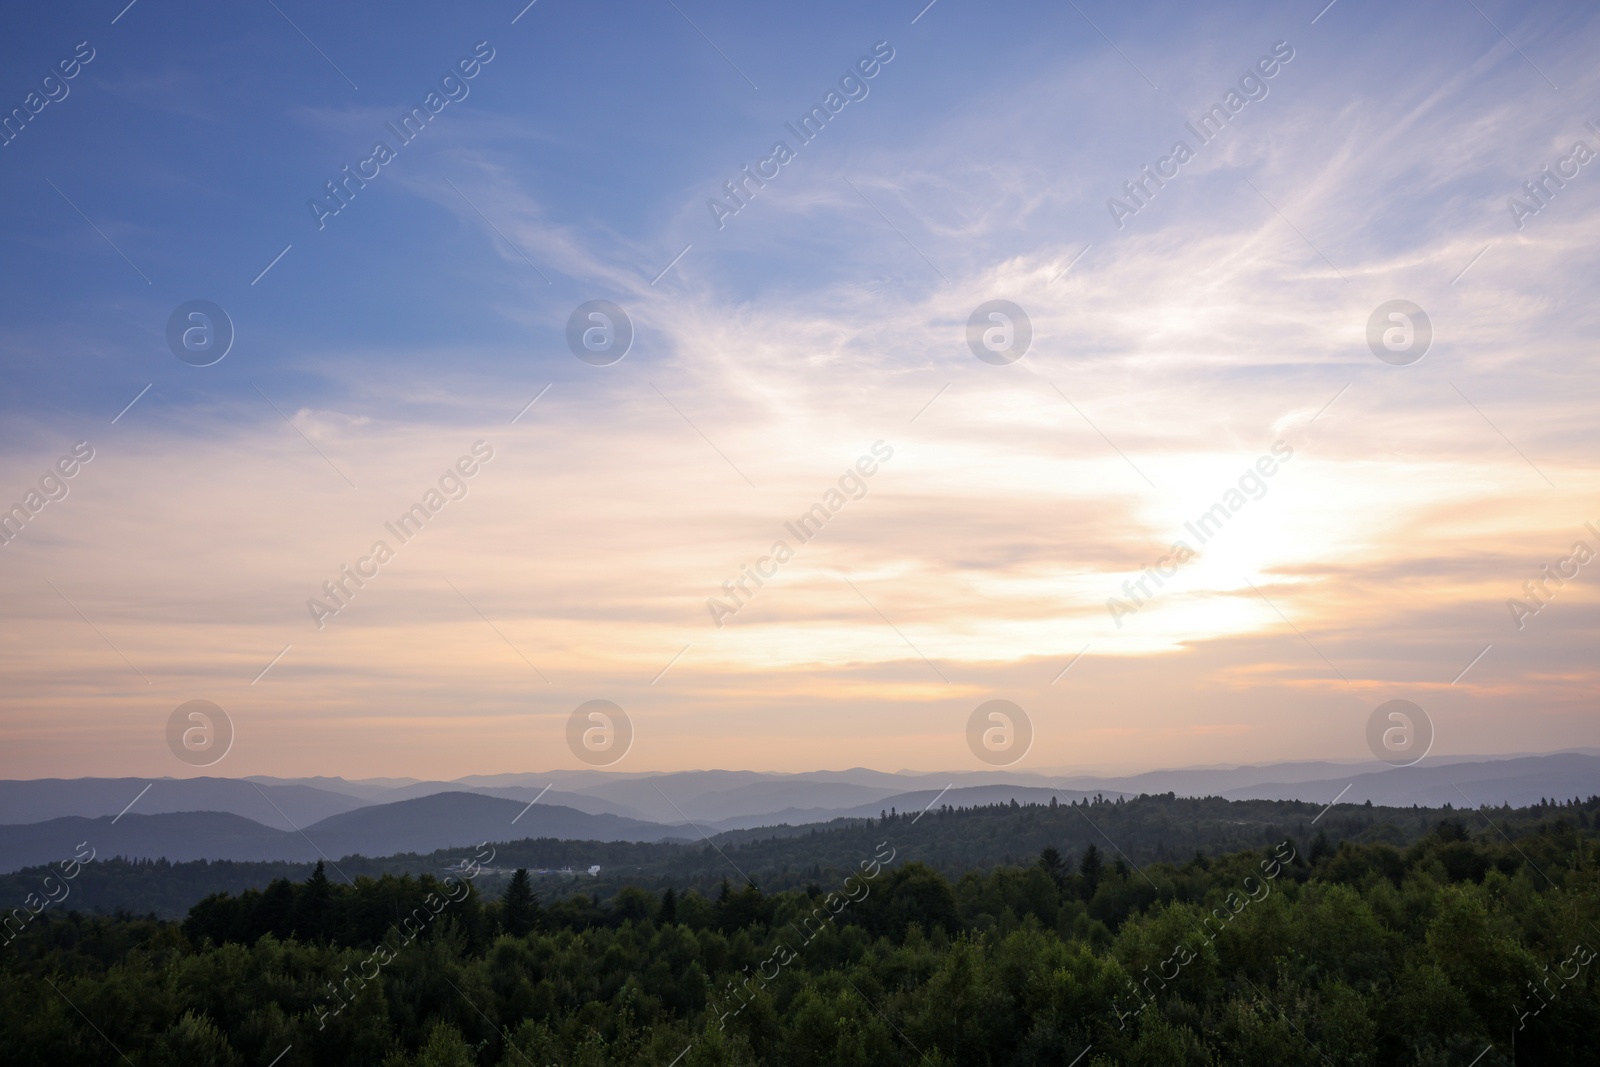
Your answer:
501;869;536;937
293;860;331;942
1079;843;1103;900
1037;847;1066;890
659;886;677;926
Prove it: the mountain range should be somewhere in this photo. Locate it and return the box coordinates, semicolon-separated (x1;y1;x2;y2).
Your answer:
1;752;1594;874
0;793;678;874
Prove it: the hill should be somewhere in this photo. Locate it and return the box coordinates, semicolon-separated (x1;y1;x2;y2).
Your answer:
0;792;681;875
298;791;682;856
0;776;368;828
1221;752;1600;808
9;792;1596;919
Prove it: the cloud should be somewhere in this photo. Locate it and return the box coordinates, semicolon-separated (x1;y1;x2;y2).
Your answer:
4;0;1600;776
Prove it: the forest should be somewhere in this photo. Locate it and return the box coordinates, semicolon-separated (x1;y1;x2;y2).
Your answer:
2;797;1597;1064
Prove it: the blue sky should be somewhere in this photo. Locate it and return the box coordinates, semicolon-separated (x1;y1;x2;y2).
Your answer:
2;0;1592;414
2;0;1598;778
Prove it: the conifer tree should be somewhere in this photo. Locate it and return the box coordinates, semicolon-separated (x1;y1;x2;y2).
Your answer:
1079;843;1103;900
501;868;536;937
659;886;677;926
1037;847;1067;890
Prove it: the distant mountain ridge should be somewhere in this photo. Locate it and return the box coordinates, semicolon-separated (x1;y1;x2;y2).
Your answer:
0;793;683;874
0;777;369;829
0;752;1593;868
1220;752;1600;809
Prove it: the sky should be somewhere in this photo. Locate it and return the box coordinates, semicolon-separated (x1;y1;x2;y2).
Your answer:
0;0;1597;780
